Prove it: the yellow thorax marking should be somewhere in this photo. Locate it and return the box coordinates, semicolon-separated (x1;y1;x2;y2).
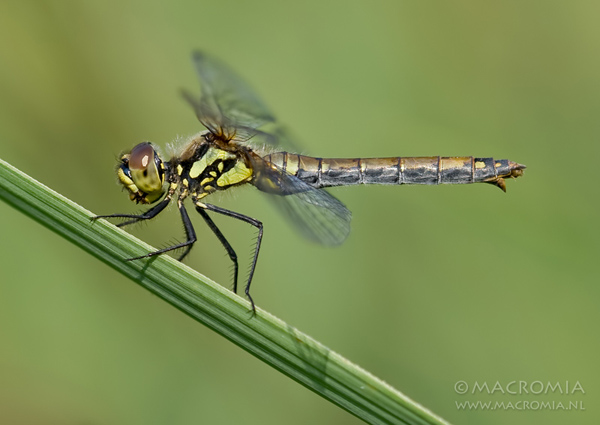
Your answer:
189;147;235;179
200;177;213;186
217;160;252;187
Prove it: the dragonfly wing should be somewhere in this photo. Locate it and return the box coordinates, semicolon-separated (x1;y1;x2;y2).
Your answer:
249;155;352;245
184;51;276;138
183;52;301;150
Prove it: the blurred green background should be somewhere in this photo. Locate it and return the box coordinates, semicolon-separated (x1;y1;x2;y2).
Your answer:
0;1;598;424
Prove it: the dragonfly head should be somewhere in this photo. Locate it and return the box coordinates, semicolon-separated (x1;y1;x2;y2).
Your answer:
117;142;166;204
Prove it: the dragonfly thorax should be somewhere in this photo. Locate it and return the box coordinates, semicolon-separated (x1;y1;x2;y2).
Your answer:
171;138;254;199
117;142;166;204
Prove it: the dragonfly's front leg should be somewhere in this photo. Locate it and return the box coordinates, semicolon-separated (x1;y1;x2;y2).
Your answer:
93;186;176;227
94;186;198;261
93;196;171;228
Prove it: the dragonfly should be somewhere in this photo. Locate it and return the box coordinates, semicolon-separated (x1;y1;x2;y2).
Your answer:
95;51;525;312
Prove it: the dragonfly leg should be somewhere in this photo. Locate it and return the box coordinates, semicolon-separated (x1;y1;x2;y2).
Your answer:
196;202;263;313
93;193;173;227
127;200;197;261
194;206;239;295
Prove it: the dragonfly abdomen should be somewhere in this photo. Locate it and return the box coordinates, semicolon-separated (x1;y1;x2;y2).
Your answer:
264;153;525;192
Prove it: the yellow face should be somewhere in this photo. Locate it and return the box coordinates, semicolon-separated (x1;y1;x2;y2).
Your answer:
117;142;166;204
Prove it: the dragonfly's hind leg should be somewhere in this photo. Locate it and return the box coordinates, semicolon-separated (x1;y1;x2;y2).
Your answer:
195;201;263;313
194;206;240;295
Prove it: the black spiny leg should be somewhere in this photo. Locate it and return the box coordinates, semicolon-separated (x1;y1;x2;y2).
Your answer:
127;200;197;261
93;195;172;227
195;206;239;294
196;202;263;313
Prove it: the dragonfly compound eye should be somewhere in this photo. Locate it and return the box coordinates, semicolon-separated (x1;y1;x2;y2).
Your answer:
119;142;165;204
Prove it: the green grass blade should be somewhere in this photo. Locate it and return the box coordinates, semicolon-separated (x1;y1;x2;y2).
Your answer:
0;157;451;425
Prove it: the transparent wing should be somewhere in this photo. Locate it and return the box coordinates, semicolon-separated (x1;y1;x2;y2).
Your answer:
183;51;275;141
249;155;352;245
